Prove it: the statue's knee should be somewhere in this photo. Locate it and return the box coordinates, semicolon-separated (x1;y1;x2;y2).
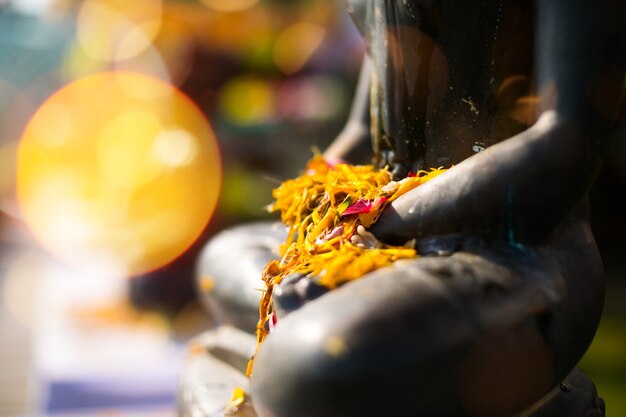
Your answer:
250;258;563;417
250;266;483;416
197;222;283;277
458;321;555;417
196;222;285;332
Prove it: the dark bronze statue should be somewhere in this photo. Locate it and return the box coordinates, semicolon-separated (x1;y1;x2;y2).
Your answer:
179;1;625;416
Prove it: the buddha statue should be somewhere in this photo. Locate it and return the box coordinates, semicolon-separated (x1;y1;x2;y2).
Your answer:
179;1;625;416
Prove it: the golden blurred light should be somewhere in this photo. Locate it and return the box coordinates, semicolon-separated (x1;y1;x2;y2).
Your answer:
29;102;73;147
150;14;196;85
200;0;260;13
221;76;275;125
65;18;194;85
77;0;163;61
0;140;19;216
17;72;221;276
273;22;326;75
1;73;80;217
152;129;198;167
67;8;195;86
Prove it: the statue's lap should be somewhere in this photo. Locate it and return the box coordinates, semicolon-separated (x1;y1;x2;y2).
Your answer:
192;218;603;417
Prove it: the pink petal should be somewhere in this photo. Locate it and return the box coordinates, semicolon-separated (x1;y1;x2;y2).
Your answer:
269;312;278;331
341;199;374;216
373;197;388;208
315;225;345;244
341;197;390;217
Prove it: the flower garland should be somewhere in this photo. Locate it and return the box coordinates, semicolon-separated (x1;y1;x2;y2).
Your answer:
246;156;446;376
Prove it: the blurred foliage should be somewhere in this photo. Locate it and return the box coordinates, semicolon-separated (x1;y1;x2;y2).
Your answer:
581;303;626;414
579;257;626;415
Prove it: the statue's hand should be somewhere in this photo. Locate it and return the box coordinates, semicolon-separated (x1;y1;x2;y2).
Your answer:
368;113;606;246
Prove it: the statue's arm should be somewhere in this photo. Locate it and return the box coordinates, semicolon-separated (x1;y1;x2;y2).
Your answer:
323;56;372;164
371;0;625;245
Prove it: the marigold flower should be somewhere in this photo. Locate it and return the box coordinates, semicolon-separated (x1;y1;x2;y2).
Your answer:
246;156;447;375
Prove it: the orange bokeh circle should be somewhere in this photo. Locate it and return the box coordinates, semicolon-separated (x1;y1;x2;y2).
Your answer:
17;72;221;276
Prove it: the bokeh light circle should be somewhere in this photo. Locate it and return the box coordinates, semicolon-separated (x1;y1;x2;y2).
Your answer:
77;0;163;61
200;0;260;13
17;72;221;276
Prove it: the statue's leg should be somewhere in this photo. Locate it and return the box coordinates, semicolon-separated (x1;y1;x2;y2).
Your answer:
196;222;286;333
250;232;604;417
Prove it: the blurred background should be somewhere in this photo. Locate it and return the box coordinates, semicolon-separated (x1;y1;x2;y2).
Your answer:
0;0;623;416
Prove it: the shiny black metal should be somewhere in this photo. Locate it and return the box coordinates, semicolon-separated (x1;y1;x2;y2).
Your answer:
248;0;624;416
348;0;537;178
250;223;605;417
357;0;625;244
186;1;625;416
195;222;286;333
